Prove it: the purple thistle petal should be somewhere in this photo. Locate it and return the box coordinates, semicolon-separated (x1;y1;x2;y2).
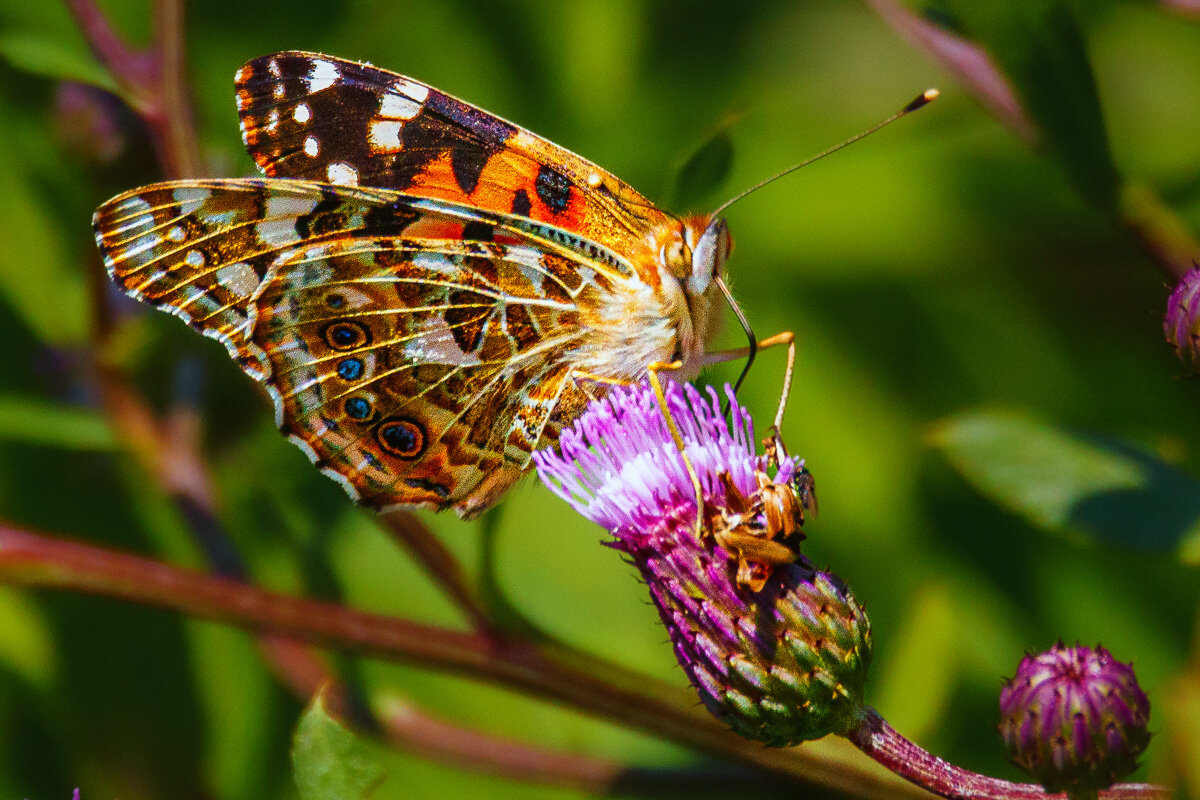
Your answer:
533;379;797;539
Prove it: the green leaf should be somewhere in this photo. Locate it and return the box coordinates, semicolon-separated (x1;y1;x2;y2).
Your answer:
0;394;115;451
931;410;1200;563
0;587;55;689
671;111;742;210
0;33;120;95
939;0;1120;210
293;691;384;800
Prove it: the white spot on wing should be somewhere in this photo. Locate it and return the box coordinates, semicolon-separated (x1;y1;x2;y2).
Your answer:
293;103;311;123
412;252;458;276
326;162;359;185
265;194;318;219
379;92;421;120
396;79;429;103
406;317;483;366
306;60;340;93
166;225;186;242
172;187;211;215
368;119;403;151
122;233;164;265
303;136;320;157
256;219;299;245
185;250;205;267
216;262;260;296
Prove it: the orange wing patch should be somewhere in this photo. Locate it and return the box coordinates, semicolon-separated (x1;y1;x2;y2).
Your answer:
235;52;669;265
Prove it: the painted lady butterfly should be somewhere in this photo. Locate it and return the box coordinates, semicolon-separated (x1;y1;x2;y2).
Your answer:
93;52;738;518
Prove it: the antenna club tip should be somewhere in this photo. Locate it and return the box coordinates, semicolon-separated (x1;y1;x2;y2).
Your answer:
903;88;940;113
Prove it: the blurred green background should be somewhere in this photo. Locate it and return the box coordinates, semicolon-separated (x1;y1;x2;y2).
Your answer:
1;0;1199;797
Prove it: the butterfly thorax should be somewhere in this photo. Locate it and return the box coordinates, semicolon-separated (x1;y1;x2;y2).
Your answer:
572;214;728;383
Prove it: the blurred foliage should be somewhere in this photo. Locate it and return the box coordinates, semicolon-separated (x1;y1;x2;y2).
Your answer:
0;0;1198;798
293;693;383;800
932;410;1200;559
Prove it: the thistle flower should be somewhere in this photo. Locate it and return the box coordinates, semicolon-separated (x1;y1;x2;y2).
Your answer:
534;380;870;746
999;643;1151;798
1164;265;1200;370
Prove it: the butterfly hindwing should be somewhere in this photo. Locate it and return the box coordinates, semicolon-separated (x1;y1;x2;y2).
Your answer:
234;51;673;264
257;235;601;511
94;179;610;514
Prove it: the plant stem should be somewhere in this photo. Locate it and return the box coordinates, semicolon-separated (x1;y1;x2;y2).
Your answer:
151;0;200;177
1118;183;1200;282
378;511;497;635
62;0;153;111
0;522;925;800
847;706;1167;800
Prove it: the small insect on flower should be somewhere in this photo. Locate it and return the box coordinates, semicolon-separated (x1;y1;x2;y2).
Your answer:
713;450;816;592
534;379;870;746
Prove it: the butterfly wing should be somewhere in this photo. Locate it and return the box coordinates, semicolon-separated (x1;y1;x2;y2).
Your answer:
94;179;613;515
234;51;673;263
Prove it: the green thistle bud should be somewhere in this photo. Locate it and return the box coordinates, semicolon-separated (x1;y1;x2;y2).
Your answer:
535;380;870;745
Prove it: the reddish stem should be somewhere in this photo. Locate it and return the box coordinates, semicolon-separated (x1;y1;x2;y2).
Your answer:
149;0;200;177
378;511;497;635
848;706;1167;800
0;523;926;800
62;0;154;109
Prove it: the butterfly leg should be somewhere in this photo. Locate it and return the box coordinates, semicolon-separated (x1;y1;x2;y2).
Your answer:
646;360;706;536
569;364;707;535
704;331;796;449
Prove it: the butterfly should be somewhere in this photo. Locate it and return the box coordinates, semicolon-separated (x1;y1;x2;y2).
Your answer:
93;51;740;518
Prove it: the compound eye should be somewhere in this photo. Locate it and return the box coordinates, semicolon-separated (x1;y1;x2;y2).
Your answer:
660;237;691;277
688;217;729;293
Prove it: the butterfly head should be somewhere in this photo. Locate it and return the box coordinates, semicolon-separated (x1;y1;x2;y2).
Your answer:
658;215;733;298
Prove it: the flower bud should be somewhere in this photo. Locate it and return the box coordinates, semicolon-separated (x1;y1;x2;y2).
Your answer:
53;82;129;165
999;643;1150;797
1164;266;1200;370
535;380;870;745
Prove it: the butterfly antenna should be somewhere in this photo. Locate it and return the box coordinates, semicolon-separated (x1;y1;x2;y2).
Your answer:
710;88;938;218
715;275;757;415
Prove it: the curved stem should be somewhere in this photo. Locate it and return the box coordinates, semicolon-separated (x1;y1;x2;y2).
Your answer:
62;0;153;110
378;511;497;635
0;523;926;800
847;706;1167;800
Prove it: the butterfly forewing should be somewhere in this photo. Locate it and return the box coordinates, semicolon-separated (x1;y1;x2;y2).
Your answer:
235;51;673;266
